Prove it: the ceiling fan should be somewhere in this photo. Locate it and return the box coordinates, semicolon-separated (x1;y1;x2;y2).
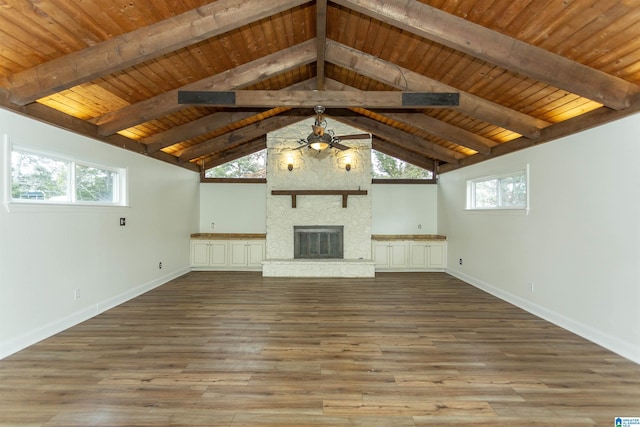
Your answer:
295;105;370;152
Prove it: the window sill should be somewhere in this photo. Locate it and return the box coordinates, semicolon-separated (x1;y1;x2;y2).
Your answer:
465;207;529;216
4;201;130;214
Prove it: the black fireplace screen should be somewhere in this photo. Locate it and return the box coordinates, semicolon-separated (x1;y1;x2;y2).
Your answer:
294;226;344;259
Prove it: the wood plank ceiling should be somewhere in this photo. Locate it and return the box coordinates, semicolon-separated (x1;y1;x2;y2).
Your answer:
1;0;640;175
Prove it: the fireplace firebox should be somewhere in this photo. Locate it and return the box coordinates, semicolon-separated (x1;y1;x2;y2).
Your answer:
294;226;344;259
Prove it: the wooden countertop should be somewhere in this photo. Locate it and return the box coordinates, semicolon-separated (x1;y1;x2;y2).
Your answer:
191;233;266;240
371;234;446;241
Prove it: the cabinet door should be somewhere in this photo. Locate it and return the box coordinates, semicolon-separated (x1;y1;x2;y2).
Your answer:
191;240;211;267
372;242;390;267
409;243;428;268
246;241;265;267
228;241;248;267
208;241;228;267
427;241;446;268
389;242;409;268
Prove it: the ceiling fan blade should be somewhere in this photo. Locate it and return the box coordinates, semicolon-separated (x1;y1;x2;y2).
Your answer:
331;142;350;151
294;144;310;150
335;133;371;140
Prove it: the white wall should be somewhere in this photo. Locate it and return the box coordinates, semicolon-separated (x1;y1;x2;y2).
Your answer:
199;183;266;233
438;113;640;364
0;109;200;359
199;183;438;235
371;184;438;234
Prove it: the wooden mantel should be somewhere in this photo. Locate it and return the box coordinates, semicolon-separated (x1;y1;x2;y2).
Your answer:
271;190;368;208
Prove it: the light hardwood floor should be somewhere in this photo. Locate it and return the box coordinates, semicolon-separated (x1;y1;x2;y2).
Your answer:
1;272;639;426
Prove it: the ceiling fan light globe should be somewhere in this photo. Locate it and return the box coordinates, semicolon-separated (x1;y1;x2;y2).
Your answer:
310;141;329;151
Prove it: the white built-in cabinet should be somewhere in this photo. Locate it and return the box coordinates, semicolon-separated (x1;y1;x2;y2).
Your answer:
373;238;447;271
409;241;446;269
228;240;266;268
373;241;410;269
190;236;265;270
191;235;445;271
190;240;228;268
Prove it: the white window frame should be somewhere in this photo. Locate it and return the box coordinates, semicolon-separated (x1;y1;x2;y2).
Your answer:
7;142;128;207
466;166;529;212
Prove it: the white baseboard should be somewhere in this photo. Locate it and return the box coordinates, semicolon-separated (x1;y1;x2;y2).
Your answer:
446;268;640;365
0;267;189;360
96;268;189;314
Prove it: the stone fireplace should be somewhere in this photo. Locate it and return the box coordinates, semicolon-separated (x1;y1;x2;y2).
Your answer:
262;117;375;277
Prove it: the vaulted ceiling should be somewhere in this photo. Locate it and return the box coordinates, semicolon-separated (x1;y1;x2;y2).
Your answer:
2;0;640;176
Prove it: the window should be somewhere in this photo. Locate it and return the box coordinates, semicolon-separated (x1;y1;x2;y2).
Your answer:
371;150;433;179
10;146;127;206
467;168;528;210
204;149;266;179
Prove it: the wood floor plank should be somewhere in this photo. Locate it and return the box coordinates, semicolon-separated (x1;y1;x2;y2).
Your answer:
323;398;497;416
1;271;639;426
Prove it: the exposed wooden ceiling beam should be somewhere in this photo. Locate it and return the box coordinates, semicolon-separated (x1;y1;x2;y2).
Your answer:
144;79;319;154
321;79;495;155
438;92;640;173
178;112;307;162
0;91;198;172
336;114;462;165
143;111;261;154
334;0;639;110
178;90;459;108
380;112;494;156
93;39;317;136
316;0;328;91
0;0;309;106
325;41;548;139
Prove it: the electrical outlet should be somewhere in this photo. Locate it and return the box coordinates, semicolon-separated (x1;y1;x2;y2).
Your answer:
459;258;463;265
120;217;126;226
529;282;535;293
159;262;163;269
211;222;215;229
74;288;80;300
418;224;422;229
